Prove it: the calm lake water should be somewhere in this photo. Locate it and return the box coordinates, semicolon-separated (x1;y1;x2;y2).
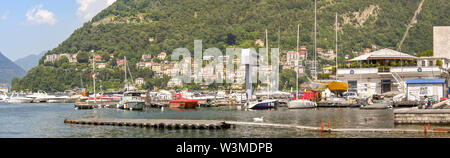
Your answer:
0;103;449;138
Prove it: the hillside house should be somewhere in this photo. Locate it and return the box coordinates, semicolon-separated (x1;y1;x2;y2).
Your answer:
97;63;106;69
141;54;152;61
135;78;145;86
157;52;167;60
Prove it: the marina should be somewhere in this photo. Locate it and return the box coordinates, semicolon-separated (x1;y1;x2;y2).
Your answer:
0;0;448;141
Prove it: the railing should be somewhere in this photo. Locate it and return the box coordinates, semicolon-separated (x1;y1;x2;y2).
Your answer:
337;66;446;75
378;66;390;72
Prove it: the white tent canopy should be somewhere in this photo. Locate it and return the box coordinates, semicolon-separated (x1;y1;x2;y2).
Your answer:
348;48;417;61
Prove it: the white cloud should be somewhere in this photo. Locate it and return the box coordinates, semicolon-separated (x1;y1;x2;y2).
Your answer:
76;0;116;21
25;5;56;25
1;11;9;20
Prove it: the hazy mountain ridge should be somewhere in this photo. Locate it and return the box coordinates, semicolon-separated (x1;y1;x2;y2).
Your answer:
14;51;46;72
0;52;26;84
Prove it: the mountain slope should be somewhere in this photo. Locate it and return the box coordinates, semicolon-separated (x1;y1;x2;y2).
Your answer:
14;51;46;72
13;0;450;92
0;52;26;84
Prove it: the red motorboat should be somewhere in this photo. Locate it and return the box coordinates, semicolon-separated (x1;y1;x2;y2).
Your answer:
169;94;198;109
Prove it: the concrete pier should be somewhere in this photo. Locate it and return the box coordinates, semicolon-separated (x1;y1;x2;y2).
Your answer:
394;108;450;124
226;121;450;134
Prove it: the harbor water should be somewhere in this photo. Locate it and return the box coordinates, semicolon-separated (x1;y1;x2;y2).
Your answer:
0;103;449;138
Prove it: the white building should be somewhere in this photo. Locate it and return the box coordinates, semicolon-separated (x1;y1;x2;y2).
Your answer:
167;78;183;87
0;83;8;93
337;48;449;97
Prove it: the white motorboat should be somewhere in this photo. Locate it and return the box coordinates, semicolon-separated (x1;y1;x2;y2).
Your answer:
26;91;54;103
0;93;9;102
7;93;33;103
46;95;72;103
288;99;317;109
118;91;145;110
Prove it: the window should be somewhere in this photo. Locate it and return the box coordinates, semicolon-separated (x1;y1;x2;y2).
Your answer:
348;80;357;92
422;61;426;67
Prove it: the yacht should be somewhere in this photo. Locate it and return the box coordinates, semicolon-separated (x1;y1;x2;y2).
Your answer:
118;91;145;110
7;93;33;103
26;91;54;103
0;93;9;102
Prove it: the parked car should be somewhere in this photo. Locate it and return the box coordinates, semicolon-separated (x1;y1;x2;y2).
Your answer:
344;92;358;100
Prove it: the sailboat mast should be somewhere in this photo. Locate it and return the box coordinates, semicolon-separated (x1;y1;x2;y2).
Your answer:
335;12;338;81
314;0;317;80
93;55;96;103
124;56;128;90
296;24;299;99
266;29;270;99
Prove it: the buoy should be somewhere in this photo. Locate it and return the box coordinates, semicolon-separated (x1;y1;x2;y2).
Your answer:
328;120;330;128
428;123;431;129
321;122;324;132
424;124;427;134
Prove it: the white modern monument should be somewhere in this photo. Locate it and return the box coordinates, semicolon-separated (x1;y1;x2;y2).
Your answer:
433;26;450;59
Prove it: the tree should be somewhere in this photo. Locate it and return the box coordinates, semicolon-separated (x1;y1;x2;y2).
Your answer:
226;33;237;45
436;59;443;67
77;52;90;63
417;50;433;57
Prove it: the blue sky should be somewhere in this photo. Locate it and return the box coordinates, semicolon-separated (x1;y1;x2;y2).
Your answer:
0;0;115;61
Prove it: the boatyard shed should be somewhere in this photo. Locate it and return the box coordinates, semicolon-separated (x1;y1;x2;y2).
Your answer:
406;78;447;101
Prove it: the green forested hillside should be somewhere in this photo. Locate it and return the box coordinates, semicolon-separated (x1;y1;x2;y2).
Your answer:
12;0;450;92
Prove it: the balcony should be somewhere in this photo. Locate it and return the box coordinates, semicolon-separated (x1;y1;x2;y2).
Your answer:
337;66;447;75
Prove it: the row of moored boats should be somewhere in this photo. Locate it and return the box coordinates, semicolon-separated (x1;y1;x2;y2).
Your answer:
0;91;73;103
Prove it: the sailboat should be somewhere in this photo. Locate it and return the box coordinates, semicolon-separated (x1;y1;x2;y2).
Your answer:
288;25;317;109
117;56;145;110
246;29;278;110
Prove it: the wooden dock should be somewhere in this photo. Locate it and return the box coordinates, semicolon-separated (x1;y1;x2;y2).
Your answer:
74;102;119;109
317;103;361;108
360;103;391;109
64;118;231;130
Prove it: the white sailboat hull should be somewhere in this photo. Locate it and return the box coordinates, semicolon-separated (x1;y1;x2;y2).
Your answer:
288;100;317;109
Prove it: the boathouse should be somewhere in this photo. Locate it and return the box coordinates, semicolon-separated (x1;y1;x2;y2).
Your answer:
405;78;448;101
336;48;449;97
